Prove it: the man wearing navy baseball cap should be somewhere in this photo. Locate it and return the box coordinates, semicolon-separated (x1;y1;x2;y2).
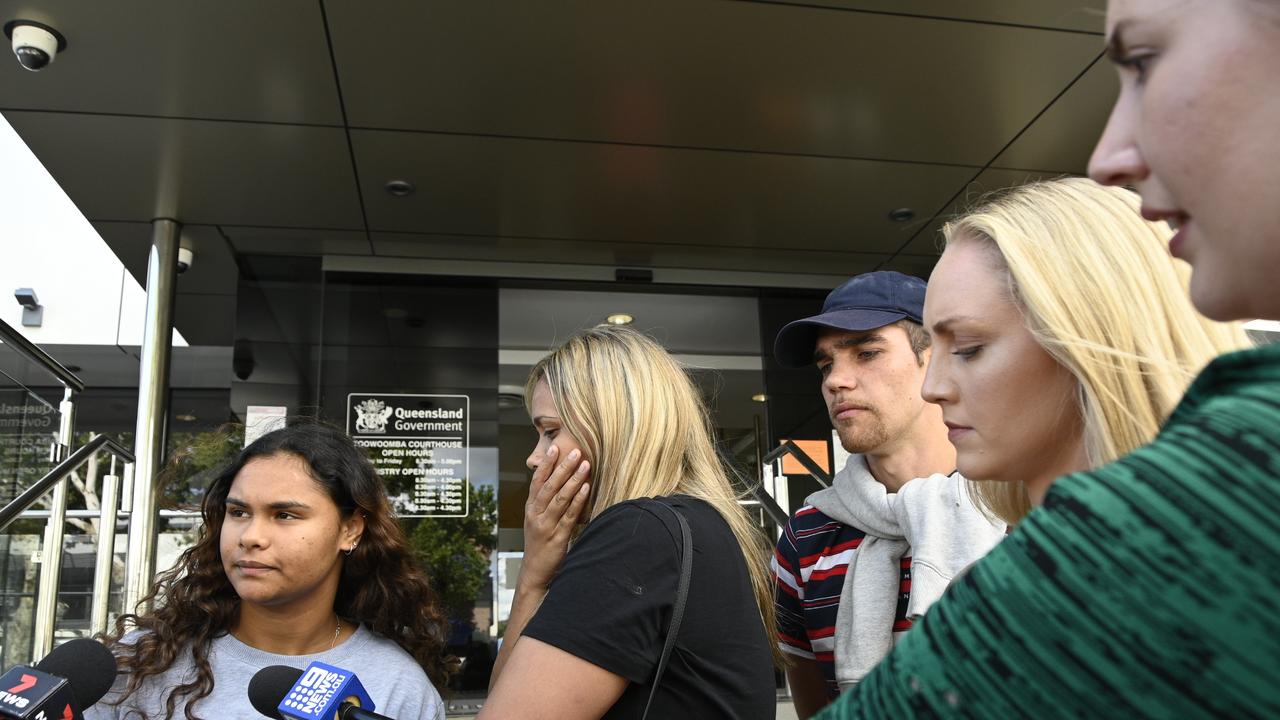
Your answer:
769;272;1004;718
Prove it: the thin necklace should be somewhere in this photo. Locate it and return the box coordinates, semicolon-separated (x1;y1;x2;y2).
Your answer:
229;615;343;651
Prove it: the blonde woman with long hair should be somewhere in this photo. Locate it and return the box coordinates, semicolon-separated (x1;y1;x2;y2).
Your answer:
479;325;779;720
921;177;1249;526
921;176;1249;525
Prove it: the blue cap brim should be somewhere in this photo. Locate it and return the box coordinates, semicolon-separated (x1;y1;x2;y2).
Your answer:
772;308;912;368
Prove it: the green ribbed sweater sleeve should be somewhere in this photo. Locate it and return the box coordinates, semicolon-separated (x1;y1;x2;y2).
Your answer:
817;345;1280;719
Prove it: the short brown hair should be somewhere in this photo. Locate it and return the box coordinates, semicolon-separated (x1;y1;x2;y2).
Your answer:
895;319;930;364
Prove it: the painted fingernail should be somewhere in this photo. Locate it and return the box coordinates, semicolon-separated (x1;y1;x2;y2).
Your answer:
569;449;580;460
578;461;590;474
547;446;558;457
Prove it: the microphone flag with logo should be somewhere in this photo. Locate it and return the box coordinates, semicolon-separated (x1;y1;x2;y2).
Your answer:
276;661;374;720
0;637;119;720
0;667;77;720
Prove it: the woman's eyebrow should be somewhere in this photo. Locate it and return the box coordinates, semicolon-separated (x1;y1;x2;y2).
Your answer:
225;496;311;511
928;315;984;335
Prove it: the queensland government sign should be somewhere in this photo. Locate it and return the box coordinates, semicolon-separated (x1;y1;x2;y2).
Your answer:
346;393;469;518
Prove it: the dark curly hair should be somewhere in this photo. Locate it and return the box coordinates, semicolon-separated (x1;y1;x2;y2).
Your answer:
103;423;453;720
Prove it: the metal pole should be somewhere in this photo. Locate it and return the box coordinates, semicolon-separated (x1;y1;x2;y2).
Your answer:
119;462;134;513
124;218;180;618
32;388;76;659
90;460;120;637
56;388;75;462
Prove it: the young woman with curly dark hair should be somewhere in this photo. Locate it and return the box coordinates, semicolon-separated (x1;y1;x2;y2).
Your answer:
87;423;452;720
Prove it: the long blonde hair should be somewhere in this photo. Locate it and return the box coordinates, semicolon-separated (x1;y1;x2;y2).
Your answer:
942;177;1251;524
525;325;783;666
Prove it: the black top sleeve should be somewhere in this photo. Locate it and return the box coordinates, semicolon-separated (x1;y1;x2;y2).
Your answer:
522;500;681;684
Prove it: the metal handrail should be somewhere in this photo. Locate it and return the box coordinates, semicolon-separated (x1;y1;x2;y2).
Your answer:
0;434;134;531
10;508;201;519
746;485;789;527
0;320;131;660
0;317;85;393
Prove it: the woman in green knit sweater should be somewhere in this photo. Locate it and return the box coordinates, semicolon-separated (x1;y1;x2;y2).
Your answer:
817;1;1280;717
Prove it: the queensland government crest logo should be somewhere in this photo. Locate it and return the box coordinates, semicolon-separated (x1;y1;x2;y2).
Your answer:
353;399;393;434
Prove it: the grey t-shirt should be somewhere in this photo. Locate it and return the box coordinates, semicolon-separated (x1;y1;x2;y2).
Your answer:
85;624;445;720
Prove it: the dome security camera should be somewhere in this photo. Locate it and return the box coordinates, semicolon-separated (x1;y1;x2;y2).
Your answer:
4;20;67;72
177;247;194;274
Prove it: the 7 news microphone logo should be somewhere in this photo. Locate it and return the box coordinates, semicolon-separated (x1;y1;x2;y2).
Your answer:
0;667;76;720
0;674;36;709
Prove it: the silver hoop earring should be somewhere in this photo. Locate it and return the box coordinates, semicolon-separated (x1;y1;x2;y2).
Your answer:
345;542;358;556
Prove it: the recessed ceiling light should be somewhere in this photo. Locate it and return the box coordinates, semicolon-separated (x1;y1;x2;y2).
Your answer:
176;413;197;422
385;180;415;197
606;313;634;325
751;394;768;402
498;384;525;410
888;207;916;222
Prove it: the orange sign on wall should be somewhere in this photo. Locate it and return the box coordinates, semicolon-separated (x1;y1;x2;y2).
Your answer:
779;439;831;476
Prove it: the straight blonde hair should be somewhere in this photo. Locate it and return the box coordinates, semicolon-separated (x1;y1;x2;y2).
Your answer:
525;325;783;666
943;177;1251;524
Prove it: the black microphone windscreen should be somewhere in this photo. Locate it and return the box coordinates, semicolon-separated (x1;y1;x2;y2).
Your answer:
248;665;304;719
36;638;118;709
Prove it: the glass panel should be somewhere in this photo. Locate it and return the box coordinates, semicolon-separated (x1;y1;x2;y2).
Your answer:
0;340;63;665
0;386;62;505
320;272;500;703
48;444;127;643
154;423;242;578
759;288;834;513
0;529;43;666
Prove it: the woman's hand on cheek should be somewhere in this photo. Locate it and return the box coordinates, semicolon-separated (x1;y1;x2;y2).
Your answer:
519;444;591;593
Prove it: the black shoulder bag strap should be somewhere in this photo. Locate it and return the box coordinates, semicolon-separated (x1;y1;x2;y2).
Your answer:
642;502;693;720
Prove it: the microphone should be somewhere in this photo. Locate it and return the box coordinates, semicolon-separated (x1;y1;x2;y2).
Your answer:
0;638;118;720
248;663;393;720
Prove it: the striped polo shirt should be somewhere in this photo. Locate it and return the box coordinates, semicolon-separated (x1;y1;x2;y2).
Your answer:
772;504;913;699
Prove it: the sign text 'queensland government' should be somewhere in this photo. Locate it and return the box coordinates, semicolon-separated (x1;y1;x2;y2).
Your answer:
346;393;469;518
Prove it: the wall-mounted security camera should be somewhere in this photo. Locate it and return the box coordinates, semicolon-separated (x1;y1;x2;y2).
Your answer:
14;287;43;327
177;247;194;274
14;288;38;310
4;20;67;72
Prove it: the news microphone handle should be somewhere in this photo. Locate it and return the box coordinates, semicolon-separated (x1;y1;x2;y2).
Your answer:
338;701;394;720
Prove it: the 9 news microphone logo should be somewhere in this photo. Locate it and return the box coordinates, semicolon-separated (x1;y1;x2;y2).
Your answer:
278;662;373;720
